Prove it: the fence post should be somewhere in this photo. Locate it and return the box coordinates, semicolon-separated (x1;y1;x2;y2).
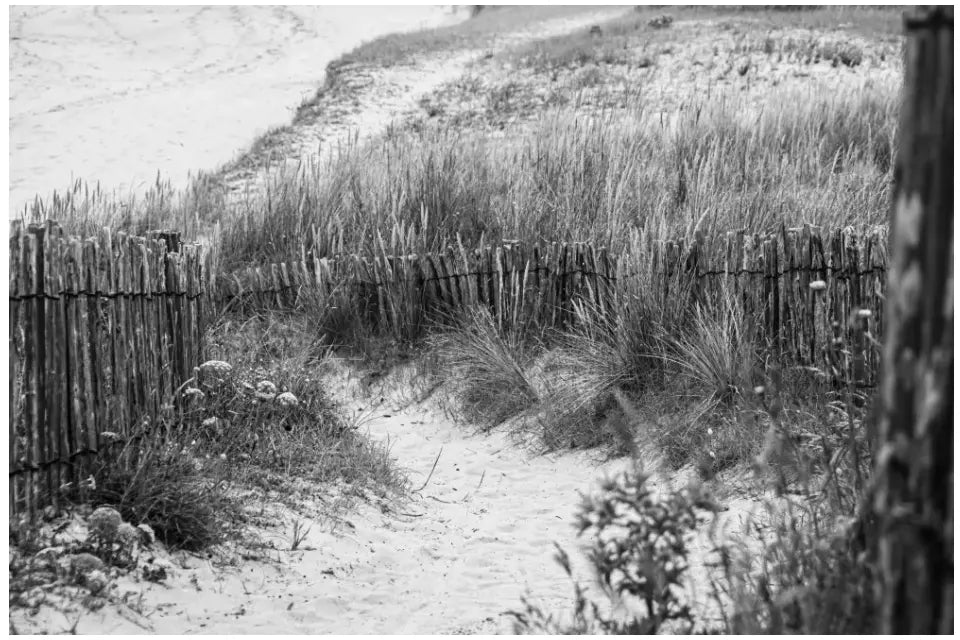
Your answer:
872;5;953;634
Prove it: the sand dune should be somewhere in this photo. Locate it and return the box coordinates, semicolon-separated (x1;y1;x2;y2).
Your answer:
10;363;764;634
9;5;466;213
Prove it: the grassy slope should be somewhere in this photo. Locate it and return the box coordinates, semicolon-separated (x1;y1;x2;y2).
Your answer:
213;5;902;271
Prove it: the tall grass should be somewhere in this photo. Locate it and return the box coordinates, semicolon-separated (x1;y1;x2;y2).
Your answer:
212;80;896;272
429;305;539;430
26;74;896;284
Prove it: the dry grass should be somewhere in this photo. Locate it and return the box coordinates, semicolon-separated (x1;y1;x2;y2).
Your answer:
429;306;539;430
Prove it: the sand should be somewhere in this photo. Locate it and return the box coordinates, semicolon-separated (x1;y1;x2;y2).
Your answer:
10;362;766;635
9;5;467;213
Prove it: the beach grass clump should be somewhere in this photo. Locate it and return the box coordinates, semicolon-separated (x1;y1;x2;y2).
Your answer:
80;422;236;551
429;305;539;430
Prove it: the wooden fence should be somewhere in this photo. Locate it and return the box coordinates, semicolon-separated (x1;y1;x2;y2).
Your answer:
682;225;888;387
9;221;206;517
213;224;888;385
212;240;619;339
8;221;885;517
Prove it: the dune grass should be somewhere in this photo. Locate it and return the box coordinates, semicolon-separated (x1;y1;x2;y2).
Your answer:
19;4;898;468
209;79;896;274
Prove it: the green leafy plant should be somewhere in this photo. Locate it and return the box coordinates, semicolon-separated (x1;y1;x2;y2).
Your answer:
511;468;713;634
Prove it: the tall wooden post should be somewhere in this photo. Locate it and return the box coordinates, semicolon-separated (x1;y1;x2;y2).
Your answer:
874;5;952;634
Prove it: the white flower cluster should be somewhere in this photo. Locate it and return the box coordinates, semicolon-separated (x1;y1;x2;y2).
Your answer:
199;360;233;376
276;391;299;407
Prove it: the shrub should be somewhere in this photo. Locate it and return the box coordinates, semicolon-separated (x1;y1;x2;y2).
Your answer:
513;383;878;634
82;421;235;551
510;467;714;633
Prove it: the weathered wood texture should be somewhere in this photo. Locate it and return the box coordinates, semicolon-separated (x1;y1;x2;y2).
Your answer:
873;6;953;634
212;225;888;385
8;221;205;518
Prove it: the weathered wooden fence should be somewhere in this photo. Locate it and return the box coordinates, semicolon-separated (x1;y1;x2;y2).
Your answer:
212;240;619;338
9;220;885;517
213;224;887;385
682;225;888;387
8;221;206;517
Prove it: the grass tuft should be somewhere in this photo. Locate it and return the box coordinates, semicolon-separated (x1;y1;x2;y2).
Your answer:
430;306;539;430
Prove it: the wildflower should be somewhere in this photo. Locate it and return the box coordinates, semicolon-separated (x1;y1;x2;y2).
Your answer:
809;280;827;291
79;475;96;491
202;417;219;429
856;308;873;319
276;392;299;407
256;381;277;395
183;387;205;400
199;360;233;376
707;428;714;436
754;385;765;395
88;506;122;542
219;453;227;461
99;431;122;443
117;522;140;548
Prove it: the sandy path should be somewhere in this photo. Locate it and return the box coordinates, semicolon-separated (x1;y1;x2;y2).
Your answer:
9;6;466;213
12;378;763;635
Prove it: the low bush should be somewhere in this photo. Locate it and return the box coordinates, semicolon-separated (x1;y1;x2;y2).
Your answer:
82;424;236;551
510;466;715;634
513;373;878;633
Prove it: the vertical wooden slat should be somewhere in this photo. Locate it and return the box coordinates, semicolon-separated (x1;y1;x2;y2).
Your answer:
81;238;100;459
63;238;83;492
43;222;65;510
23;228;40;519
10;223;24;516
114;233;130;434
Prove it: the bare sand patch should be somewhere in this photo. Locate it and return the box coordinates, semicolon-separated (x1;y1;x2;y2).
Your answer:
9;6;466;213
